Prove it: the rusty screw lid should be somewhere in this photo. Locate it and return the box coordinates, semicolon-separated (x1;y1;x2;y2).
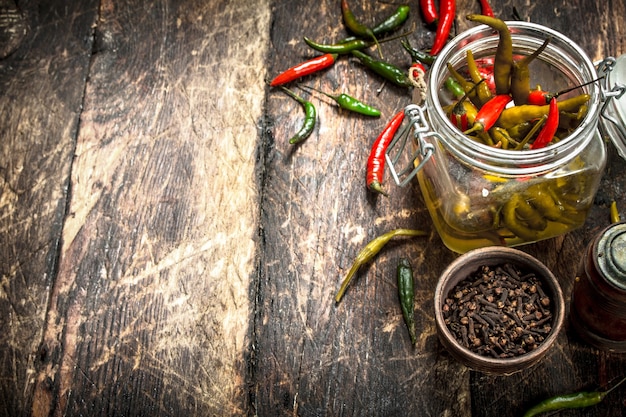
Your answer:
595;222;626;291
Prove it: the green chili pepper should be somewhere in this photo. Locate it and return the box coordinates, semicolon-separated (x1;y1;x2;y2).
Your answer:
300;85;381;117
342;4;411;43
335;229;427;303
506;121;533;139
525;184;564;222
351;50;413;88
510;37;551;105
369;4;410;36
466;14;513;95
501;194;543;241
514;194;548;231
444;76;466;99
304;37;371;54
489;126;516;149
523;376;626;417
466;49;492;105
397;258;417;346
497;94;590;129
305;27;414;55
401;38;436;66
341;0;382;57
280;87;316;144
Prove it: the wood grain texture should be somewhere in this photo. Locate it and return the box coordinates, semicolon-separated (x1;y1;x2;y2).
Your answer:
26;0;270;416
2;0;626;416
0;1;98;415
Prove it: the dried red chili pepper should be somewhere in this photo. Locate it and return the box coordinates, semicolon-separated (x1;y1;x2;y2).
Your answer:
463;94;512;134
478;0;494;17
529;97;559;149
420;0;438;26
270;53;338;87
366;111;405;195
430;0;456;56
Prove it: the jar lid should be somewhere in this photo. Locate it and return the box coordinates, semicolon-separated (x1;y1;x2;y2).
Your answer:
601;55;626;160
595;222;626;290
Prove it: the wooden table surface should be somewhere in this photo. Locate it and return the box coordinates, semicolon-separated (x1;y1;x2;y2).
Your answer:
1;0;625;415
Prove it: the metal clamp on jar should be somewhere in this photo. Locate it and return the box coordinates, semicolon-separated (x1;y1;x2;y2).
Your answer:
386;21;626;254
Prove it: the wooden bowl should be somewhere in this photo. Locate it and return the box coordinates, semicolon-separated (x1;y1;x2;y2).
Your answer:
434;247;565;375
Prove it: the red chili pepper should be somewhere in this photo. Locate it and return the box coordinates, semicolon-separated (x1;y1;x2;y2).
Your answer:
448;79;483;130
410;62;426;80
367;111;405;195
420;0;439;25
463;94;512;134
478;0;495;17
527;89;552;106
430;0;456;56
529;97;559;149
270;53;338;87
449;101;478;132
527;77;604;105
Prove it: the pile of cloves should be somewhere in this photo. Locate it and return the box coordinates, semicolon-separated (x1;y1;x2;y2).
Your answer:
442;263;553;359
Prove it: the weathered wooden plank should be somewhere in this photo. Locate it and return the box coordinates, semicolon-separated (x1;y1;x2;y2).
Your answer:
28;0;270;415
0;1;98;416
257;0;626;416
256;1;469;415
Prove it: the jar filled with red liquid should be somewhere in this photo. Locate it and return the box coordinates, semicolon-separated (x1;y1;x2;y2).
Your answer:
570;222;626;352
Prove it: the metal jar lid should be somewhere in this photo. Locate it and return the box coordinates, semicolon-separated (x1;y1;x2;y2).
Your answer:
599;55;626;160
594;222;626;291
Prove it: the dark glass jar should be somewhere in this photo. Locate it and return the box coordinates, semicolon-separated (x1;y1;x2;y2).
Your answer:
570;222;626;351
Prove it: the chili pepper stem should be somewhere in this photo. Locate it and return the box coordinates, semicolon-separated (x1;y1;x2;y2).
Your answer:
604;375;626;396
368;181;387;196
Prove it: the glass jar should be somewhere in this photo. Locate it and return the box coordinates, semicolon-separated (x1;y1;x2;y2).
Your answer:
570;222;626;352
390;21;607;254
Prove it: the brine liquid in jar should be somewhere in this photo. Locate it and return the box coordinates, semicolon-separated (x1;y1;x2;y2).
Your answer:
414;21;607;253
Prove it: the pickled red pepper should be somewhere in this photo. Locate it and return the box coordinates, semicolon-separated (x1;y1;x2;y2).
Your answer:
463;94;512;134
529;97;559;149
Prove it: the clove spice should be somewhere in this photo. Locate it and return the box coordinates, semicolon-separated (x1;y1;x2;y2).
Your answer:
442;263;553;358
